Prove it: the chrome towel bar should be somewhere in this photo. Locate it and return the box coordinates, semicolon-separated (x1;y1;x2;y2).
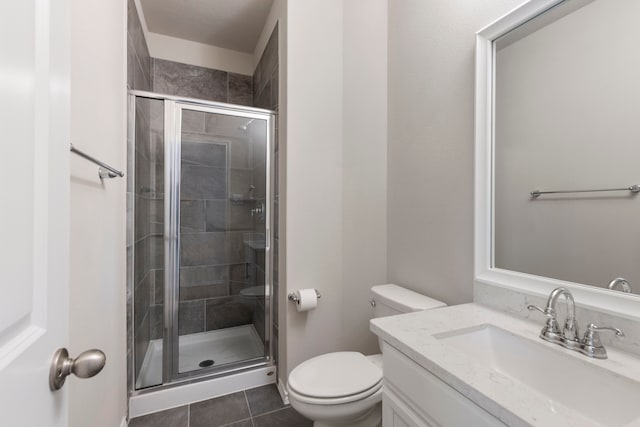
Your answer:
530;184;640;198
70;143;124;179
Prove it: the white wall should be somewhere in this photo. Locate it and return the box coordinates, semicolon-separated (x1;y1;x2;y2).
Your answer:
146;32;255;75
494;0;640;291
387;0;525;305
341;0;388;355
284;0;388;376
285;0;344;374
69;0;127;425
135;0;281;76
133;0;254;75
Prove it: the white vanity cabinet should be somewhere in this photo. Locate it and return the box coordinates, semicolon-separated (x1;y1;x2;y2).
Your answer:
381;344;506;427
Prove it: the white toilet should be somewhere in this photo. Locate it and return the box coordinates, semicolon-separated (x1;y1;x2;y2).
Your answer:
287;284;446;427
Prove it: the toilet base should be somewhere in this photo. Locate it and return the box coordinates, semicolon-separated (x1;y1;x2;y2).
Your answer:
312;402;381;427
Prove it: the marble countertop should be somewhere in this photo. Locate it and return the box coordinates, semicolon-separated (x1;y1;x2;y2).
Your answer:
370;303;640;427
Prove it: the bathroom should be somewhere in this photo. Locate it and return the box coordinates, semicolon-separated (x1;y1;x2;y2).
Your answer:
2;0;640;426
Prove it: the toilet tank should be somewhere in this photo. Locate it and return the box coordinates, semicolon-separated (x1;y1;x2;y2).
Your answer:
371;284;446;352
371;284;446;318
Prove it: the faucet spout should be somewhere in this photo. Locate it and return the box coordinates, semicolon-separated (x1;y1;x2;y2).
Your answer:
546;287;579;342
608;277;632;293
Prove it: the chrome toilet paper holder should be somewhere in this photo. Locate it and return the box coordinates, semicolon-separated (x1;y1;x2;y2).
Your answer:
288;289;322;303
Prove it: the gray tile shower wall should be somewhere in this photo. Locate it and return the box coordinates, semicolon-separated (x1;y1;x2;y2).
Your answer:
177;122;257;337
152;59;253;106
127;0;151;91
128;13;280;386
253;26;278;110
229;73;253;106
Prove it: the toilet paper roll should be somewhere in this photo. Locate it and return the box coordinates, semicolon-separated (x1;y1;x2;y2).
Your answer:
295;289;318;312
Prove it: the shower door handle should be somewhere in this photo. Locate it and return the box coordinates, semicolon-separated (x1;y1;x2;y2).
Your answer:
49;347;106;391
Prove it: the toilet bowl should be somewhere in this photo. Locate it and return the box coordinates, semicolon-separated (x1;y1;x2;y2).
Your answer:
288;352;383;427
287;284;446;427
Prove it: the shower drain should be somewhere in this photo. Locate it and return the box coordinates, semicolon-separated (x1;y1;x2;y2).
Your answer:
199;359;215;368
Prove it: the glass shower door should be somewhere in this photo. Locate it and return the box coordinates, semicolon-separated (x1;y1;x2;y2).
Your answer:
169;103;272;376
131;96;165;390
130;92;275;391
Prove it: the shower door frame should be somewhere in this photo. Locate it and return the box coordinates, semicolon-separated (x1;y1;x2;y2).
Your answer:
128;90;276;393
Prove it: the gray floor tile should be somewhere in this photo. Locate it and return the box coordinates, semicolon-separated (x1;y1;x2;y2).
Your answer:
245;384;286;417
128;406;188;427
223;418;253;427
190;391;251;427
252;407;312;427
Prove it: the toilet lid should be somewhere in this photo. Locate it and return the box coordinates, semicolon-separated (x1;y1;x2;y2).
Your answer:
288;352;382;399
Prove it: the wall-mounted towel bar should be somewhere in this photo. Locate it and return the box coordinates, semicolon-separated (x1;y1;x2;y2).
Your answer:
530;184;640;198
70;143;124;179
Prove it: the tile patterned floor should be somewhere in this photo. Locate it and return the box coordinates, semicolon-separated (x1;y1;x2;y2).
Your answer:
129;384;312;427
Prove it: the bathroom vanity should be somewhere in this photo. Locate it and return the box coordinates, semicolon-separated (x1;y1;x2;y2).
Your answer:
373;0;640;424
371;304;640;427
379;336;504;427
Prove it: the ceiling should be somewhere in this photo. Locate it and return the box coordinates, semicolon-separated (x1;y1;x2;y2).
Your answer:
139;0;274;53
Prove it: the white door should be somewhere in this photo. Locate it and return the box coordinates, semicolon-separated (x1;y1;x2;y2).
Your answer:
0;0;71;426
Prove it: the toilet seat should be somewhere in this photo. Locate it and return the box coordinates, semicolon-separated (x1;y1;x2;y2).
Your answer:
288;352;382;405
288;379;382;406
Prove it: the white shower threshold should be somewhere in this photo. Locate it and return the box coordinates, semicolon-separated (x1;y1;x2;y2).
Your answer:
130;325;275;418
136;324;264;389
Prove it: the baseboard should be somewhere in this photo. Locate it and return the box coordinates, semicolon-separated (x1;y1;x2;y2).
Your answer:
129;365;276;418
120;416;128;427
276;377;289;405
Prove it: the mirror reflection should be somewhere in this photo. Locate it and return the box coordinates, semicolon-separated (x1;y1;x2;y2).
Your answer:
493;0;640;294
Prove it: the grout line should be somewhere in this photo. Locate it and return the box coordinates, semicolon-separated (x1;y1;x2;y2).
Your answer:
219;417;253;427
244;390;253;418
252;405;290;420
187;404;191;427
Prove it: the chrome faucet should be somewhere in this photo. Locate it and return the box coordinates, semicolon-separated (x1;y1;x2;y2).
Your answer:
548;287;580;343
528;287;579;346
528;287;624;359
608;277;632;293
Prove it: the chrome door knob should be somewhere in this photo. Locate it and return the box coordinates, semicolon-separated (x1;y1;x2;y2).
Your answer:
49;347;106;391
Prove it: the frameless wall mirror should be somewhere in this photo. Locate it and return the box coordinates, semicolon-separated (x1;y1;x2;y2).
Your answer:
475;0;640;315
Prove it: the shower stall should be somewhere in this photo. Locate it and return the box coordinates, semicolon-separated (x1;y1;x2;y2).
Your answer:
127;90;275;402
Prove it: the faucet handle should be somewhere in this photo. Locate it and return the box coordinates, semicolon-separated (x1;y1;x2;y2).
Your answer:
581;323;624;359
527;304;554;317
583;323;624;345
528;305;561;338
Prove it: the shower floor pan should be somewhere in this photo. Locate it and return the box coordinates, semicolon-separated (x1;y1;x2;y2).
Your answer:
136;324;264;389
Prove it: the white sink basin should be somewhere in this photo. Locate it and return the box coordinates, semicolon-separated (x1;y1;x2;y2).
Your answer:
435;324;640;426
